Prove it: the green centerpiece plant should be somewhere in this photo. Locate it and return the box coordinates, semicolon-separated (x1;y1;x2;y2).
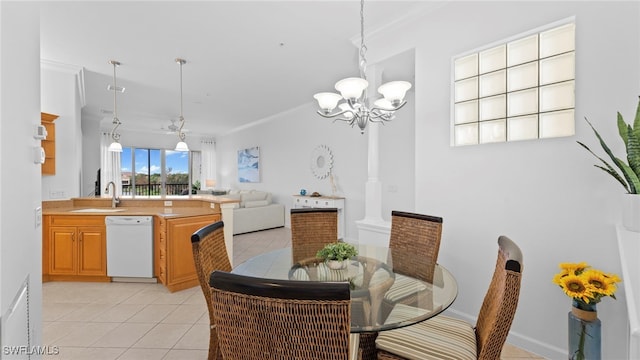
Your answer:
316;242;358;269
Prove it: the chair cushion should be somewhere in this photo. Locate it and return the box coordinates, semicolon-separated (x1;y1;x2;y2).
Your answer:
384;274;428;303
376;305;477;360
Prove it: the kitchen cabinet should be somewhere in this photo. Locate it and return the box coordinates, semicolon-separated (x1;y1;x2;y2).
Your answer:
43;215;108;281
155;214;221;292
41;112;58;175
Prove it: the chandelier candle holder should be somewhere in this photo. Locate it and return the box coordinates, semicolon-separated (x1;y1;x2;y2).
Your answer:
174;58;189;152
313;0;411;134
107;60;123;152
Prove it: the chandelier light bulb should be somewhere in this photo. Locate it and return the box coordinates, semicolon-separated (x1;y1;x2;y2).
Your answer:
378;81;412;106
335;77;368;101
313;92;343;113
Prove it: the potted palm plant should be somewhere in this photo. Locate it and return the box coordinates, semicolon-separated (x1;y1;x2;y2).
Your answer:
577;96;640;231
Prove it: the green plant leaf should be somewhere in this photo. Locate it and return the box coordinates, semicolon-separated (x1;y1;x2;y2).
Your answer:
578;141;630;192
618;111;629;147
616;158;640;193
627;125;640;179
634;96;640;142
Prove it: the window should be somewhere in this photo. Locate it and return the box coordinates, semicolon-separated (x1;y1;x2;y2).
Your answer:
452;21;575;146
120;147;196;197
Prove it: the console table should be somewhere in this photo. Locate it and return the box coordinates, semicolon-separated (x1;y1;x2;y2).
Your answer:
292;195;345;239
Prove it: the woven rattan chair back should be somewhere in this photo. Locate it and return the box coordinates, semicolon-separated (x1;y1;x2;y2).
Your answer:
389;211;443;283
475;235;523;359
209;271;352;360
191;221;231;360
290;207;338;263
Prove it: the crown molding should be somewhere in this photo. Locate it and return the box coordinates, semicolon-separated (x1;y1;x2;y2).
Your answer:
41;59;86;107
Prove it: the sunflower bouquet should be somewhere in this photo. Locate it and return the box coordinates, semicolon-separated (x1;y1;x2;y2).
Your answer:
552;262;621;305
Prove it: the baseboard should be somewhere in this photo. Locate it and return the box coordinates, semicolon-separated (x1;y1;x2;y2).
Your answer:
444;307;565;359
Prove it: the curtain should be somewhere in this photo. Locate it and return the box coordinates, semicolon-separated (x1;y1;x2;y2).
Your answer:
201;138;217;189
100;132;122;197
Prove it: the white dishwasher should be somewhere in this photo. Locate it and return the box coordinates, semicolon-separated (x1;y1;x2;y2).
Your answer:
105;216;154;279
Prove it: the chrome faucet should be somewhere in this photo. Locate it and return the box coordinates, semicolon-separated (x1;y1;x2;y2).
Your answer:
105;181;120;208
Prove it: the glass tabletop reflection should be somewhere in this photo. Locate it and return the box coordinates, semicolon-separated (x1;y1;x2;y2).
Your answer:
232;243;458;333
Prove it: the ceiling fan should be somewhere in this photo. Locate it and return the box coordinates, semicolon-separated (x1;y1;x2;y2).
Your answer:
161;118;190;135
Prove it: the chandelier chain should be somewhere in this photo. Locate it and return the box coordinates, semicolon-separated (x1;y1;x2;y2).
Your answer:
359;0;367;79
109;60;121;142
175;58;188;145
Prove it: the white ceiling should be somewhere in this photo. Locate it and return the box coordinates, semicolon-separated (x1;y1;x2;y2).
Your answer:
40;1;432;138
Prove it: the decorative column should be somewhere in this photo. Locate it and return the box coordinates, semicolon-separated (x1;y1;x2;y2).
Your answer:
220;202;235;266
356;64;392;247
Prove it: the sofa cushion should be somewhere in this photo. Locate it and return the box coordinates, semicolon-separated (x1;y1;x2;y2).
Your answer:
244;200;269;208
241;191;268;202
240;191;271;207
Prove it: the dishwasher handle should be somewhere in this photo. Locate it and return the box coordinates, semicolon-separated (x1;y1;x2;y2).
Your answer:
105;216;153;226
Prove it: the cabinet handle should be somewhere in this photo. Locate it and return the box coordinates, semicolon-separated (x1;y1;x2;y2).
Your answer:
72;233;75;242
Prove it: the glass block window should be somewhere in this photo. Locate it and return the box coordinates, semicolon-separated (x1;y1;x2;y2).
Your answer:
452;22;575;146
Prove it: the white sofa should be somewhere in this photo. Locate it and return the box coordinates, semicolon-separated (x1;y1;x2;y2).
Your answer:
226;190;285;235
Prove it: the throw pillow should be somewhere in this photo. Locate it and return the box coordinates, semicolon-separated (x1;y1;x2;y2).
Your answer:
243;200;269;208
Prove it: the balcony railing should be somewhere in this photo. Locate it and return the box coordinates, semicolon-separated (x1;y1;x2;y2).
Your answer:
122;183;190;196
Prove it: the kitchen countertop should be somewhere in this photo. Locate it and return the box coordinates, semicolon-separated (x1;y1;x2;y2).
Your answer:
42;195;240;219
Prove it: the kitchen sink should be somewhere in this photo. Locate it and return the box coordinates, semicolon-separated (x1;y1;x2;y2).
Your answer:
69;208;127;213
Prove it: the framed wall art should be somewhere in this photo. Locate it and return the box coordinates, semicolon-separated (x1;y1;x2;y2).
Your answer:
238;146;260;183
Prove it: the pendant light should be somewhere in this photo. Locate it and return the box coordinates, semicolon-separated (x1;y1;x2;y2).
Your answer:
312;0;411;134
174;58;189;152
108;60;123;152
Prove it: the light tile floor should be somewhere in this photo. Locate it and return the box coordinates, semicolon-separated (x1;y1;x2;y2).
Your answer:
43;227;543;359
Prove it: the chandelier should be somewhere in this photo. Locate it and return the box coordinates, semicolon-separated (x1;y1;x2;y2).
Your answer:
107;60;123;152
312;0;411;134
174;58;189;152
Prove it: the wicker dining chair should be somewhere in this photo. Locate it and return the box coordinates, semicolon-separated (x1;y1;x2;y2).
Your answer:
381;211;443;318
290;207;338;263
191;221;232;360
209;270;360;360
376;235;524;360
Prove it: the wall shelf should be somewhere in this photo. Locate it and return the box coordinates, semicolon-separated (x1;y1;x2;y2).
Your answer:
41;112;59;175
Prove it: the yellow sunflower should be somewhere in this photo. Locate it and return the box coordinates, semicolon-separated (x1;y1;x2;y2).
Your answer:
559;262;589;275
581;270;615;296
559;274;594;303
603;272;622;284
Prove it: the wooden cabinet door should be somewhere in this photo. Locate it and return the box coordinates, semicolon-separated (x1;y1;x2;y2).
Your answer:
77;226;106;276
166;215;219;290
49;226;77;275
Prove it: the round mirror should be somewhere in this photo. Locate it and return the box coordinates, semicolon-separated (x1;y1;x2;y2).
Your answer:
310;145;333;179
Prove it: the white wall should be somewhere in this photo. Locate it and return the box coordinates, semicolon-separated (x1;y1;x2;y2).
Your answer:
0;1;43;350
362;1;638;358
215;98;416;241
41;62;84;200
216;1;639;358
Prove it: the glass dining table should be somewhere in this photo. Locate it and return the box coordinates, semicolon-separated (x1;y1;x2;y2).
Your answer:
232;243;458;359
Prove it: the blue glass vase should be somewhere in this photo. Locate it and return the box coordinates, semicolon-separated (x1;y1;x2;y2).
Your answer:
568;299;601;360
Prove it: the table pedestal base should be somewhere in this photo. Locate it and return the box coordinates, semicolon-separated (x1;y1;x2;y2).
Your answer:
359;332;379;360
